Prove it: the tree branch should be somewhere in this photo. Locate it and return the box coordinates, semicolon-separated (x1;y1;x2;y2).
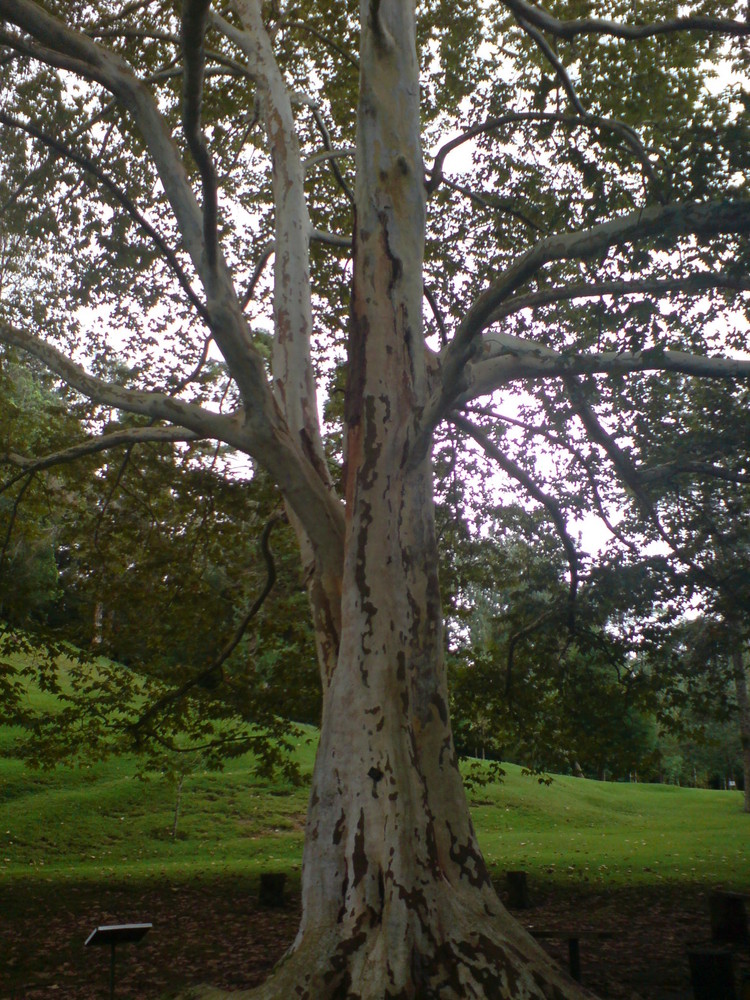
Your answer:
486;272;750;324
308;107;355;206
0;107;211;325
1;426;204;491
279;18;359;70
500;0;750;40
513;13;661;198
453;340;750;408
422;198;750;437
0;319;246;447
464;401;635;552
129;514;282;737
216;2;331;489
437;175;545;233
181;0;220;269
561;375;722;589
1;0;279;414
640;460;750;487
451;412;579;627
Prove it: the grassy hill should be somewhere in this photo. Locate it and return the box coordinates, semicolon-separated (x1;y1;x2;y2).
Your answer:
2;724;748;889
1;644;748;889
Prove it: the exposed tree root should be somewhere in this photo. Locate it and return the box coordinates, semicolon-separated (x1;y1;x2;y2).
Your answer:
181;891;598;1000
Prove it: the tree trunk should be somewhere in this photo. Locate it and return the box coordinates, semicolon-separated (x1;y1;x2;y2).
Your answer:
183;3;591;998
731;645;750;814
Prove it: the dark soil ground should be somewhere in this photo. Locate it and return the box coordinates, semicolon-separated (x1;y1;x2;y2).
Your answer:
2;876;748;998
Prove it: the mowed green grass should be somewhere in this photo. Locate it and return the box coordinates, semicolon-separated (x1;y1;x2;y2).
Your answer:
1;649;747;889
1;723;748;890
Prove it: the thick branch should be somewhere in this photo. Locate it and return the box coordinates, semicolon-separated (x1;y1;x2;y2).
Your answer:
216;2;331;488
454;340;750;407
0;319;246;447
462;200;750;348
486;272;750;324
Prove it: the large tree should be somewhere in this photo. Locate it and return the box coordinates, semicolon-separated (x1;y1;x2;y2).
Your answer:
2;1;750;996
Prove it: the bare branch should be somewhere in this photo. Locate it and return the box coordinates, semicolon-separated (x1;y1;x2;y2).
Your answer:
561;375;723;590
438;175;545;233
428;112;562;195
455;340;750;407
0;319;246;446
280;18;359;69
216;2;331;488
500;0;750;40
0;472;34;575
464;400;634;551
640;461;750;487
304;145;357;173
464;200;750;345
308;107;355;206
513;14;662;198
311;228;352;250
424;283;448;347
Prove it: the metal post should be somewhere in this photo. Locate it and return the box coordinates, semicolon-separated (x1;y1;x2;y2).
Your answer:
110;942;116;1000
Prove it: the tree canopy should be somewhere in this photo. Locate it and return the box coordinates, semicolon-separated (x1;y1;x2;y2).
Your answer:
1;1;750;997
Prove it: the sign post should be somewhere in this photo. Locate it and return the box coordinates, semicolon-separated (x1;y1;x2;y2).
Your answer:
85;923;152;999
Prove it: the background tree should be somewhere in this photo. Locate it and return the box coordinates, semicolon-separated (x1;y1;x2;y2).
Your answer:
2;1;750;997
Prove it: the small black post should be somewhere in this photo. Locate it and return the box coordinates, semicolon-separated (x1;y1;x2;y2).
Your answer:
259;872;287;907
687;947;737;1000
710;891;749;945
506;871;530;909
110;941;116;1000
567;937;581;982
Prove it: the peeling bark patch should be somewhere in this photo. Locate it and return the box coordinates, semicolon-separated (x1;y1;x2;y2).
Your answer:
396;652;406;682
431;692;448;725
332;809;346;845
354;497;376;682
446;821;492;889
368;766;384;797
352;808;368;888
394;877;427;918
378;210;403;298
